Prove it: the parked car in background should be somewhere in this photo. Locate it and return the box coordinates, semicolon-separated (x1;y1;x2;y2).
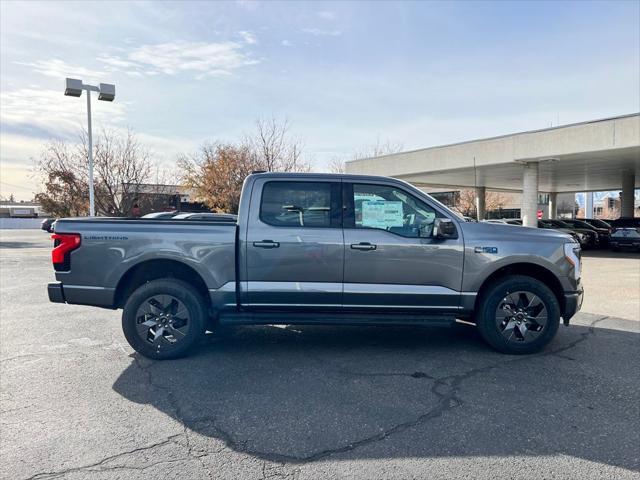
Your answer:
47;172;583;359
560;219;610;247
41;218;56;233
141;211;181;219
541;220;598;249
607;217;640;252
506;219;587;246
172;212;238;222
577;218;612;230
483;219;514;225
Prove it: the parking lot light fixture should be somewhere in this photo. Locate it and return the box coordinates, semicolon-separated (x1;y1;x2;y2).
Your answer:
64;78;116;217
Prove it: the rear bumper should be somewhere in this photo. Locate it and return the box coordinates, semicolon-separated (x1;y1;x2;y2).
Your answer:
562;287;583;325
47;282;115;308
610;238;640;249
48;282;66;303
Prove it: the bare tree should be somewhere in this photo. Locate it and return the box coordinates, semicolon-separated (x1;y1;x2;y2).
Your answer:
318;137;404;175
34;139;89;217
179;118;310;212
456;189;507;218
34;128;155;217
327;157;346;174
353;137;404;160
90;129;153;216
245;117;310;172
178;143;260;214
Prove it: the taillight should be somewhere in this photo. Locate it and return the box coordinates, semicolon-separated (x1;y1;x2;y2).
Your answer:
51;233;81;268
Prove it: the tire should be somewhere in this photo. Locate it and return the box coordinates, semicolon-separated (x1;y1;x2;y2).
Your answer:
122;279;207;360
476;275;560;355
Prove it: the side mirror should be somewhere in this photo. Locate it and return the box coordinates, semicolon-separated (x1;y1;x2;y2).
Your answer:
433;218;457;238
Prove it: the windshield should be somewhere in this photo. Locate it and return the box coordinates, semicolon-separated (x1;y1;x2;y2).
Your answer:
564;219;593;229
587;219;612;228
548;219;572;228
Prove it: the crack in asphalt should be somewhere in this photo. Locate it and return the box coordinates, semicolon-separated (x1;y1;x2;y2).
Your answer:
21;435;184;480
185;315;610;464
261;460;299;480
133;356;215;480
20;316;610;478
334;369;436;380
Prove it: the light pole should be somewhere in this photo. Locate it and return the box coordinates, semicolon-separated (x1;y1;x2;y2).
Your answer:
64;78;115;216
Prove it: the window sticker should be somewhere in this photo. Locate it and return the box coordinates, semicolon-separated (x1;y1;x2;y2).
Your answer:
361;200;404;229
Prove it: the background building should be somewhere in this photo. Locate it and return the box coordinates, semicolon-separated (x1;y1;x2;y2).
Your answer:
117;183;211;216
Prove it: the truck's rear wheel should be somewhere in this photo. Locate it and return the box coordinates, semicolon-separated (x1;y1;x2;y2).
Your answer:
122;279;206;360
476;275;560;355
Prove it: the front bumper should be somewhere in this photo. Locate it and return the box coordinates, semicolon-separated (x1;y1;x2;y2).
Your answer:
562;287;583;325
48;282;66;303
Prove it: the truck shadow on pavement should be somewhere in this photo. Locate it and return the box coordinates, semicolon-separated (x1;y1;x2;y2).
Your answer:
112;321;640;471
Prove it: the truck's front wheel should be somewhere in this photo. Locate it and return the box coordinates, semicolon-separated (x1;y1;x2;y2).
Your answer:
476;275;560;355
122;279;206;360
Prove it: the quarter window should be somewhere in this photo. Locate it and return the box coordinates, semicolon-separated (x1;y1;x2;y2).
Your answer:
260;181;337;228
352;184;438;238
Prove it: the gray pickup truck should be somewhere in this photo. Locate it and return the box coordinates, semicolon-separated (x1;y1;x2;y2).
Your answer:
48;172;583;359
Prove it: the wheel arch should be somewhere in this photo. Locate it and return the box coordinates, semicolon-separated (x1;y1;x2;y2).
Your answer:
473;263;566;318
114;258;210;309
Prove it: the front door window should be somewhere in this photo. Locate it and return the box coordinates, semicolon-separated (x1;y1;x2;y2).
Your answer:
352;184;438;238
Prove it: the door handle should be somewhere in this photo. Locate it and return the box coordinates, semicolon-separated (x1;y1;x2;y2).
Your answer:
350;242;377;251
253;240;280;248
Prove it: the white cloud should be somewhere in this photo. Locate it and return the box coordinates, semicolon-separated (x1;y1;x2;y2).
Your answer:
0;87;127;139
0;133;42;199
317;11;336;20
235;0;260;11
0;91;195;199
97;40;259;79
281;40;293;47
14;59;107;83
238;30;258;45
301;28;341;37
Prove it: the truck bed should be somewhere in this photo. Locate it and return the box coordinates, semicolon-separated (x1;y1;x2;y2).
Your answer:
51;217;237;308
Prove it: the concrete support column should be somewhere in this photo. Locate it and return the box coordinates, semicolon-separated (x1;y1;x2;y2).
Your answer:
621;172;635;218
522;162;539;228
475;186;486;221
548;192;557;219
585;192;594;219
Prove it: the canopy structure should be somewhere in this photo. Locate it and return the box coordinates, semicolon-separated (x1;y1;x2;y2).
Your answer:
346;114;640;226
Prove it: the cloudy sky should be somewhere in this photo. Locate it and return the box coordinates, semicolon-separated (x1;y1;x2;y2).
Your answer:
1;0;638;200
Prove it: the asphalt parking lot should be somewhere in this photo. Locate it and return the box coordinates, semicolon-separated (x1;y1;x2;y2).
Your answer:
1;229;639;480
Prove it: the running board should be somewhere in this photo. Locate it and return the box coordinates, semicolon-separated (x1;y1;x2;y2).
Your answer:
218;310;456;328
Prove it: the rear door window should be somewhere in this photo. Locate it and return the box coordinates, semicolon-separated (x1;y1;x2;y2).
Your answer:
260;181;341;228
